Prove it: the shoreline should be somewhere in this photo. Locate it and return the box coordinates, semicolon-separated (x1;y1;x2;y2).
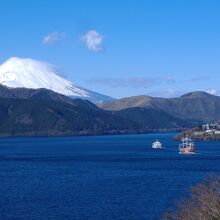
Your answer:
175;128;220;141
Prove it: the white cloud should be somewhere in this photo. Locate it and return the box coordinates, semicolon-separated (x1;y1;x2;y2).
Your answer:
81;30;104;52
86;76;175;88
148;89;187;98
206;89;218;95
43;32;66;44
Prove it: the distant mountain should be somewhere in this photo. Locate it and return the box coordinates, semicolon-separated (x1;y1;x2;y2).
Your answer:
0;84;212;136
0;97;145;136
99;92;220;123
115;107;199;130
0;85;198;136
0;57;114;103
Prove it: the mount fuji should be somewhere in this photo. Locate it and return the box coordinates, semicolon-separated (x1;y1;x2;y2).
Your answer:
0;57;114;103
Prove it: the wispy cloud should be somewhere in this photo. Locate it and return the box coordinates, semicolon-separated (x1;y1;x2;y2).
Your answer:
43;32;66;44
140;88;220;98
186;75;210;82
205;89;219;95
81;30;104;52
87;76;175;88
148;89;187;98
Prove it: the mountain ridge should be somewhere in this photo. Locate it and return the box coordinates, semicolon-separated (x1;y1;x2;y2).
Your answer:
0;85;197;136
0;97;145;136
99;92;220;122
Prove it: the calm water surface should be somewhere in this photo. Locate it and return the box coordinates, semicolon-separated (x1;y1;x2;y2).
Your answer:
0;133;220;220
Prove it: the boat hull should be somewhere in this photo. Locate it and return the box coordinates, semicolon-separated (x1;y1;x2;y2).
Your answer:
152;146;162;149
179;147;196;154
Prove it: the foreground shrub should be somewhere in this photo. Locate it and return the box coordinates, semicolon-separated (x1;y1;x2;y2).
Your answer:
164;176;220;220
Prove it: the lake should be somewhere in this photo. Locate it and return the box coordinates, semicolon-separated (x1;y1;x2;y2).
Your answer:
0;133;220;220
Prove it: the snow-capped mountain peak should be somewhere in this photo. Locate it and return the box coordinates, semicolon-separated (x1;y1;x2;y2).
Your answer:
0;57;113;103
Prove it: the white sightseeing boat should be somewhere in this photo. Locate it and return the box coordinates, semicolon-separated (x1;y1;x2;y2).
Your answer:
152;140;162;149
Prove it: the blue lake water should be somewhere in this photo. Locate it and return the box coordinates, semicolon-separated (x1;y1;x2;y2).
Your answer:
0;133;220;220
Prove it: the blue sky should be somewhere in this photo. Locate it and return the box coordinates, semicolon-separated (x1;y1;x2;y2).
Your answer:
0;0;220;98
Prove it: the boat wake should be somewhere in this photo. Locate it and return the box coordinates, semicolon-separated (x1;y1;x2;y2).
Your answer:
179;152;197;155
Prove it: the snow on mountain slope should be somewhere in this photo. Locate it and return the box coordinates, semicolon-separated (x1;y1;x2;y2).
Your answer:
0;57;114;103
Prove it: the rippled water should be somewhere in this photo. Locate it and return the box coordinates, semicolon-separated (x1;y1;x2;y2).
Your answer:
0;133;220;220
